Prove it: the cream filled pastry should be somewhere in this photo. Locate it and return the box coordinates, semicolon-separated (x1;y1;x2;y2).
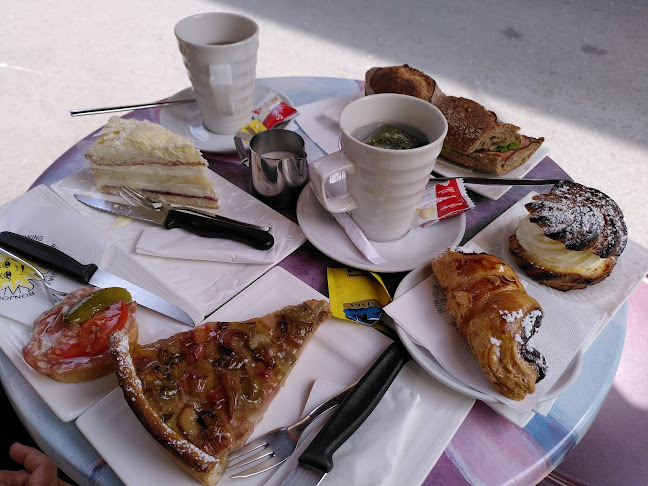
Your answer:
85;116;218;208
509;180;627;291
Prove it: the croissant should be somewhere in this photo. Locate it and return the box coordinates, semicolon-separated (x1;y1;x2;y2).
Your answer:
431;248;547;400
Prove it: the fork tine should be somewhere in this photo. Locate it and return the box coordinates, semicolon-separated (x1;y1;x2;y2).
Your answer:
0;248;67;305
227;447;274;469
124;186;162;209
227;434;273;461
118;187;151;209
229;456;287;479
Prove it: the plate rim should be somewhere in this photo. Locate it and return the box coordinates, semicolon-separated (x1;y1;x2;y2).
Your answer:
296;184;466;273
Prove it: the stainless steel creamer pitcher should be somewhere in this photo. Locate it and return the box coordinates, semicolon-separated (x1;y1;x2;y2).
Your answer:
235;129;308;209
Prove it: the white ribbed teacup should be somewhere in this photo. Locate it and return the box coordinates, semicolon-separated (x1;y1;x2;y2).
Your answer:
175;12;259;134
309;93;448;241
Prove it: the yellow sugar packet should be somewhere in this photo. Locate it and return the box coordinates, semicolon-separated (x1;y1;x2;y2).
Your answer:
327;268;392;330
236;119;267;143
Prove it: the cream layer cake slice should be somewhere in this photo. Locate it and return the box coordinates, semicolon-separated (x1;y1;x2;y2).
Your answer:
85;116;218;208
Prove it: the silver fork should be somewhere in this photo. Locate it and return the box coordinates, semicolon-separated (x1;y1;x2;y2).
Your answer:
226;384;354;478
0;248;66;304
117;186;271;232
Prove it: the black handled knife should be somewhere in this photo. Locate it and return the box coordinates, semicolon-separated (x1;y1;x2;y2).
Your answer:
0;231;195;326
279;341;411;486
74;195;274;251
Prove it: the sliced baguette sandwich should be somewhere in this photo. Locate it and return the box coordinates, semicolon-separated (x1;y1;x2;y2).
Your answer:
433;96;544;174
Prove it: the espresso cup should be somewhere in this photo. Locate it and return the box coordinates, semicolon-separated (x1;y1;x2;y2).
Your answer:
309;93;448;241
175;12;259;134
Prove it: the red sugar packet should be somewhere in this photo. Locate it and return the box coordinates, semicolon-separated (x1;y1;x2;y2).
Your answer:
413;179;475;229
253;92;298;129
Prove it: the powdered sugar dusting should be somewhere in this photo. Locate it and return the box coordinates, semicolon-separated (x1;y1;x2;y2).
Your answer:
490;337;501;357
526;180;627;258
499;308;524;323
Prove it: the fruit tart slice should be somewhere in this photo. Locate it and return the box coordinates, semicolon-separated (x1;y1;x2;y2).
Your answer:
109;299;331;486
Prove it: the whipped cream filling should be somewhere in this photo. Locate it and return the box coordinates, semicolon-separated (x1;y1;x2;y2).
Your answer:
516;215;605;272
92;164;216;197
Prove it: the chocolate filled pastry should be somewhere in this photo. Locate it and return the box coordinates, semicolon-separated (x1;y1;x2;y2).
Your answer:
431;248;547;400
509;180;627;291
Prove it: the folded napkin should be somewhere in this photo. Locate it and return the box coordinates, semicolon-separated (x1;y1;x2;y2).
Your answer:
0;186;204;325
262;379;420;486
0;186;86;326
135;217;293;265
384;241;605;415
46;169;308;319
296;97;350;155
0;191;116;326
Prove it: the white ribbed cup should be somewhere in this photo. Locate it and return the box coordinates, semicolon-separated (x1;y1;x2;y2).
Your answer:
175;12;259;134
309;94;448;241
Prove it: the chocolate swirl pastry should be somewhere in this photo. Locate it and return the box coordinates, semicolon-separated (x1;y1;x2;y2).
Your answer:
509;180;627;291
431;249;547;401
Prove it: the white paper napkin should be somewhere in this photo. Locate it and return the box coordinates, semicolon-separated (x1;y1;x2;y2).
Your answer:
295;97;349;154
0;192;116;326
0;186;204;325
0;186;79;326
262;379;420;486
48;169;308;320
135;217;292;265
384;241;605;415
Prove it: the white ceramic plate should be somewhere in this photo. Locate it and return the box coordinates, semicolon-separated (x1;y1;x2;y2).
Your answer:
296;184;466;273
159;84;295;153
0;307;189;422
393;263;584;404
76;267;474;486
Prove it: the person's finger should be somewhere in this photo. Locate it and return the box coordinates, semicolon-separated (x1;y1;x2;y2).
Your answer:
0;469;30;486
8;443;59;485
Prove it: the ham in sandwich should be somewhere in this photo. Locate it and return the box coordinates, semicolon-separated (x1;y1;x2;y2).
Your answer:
433;96;544;174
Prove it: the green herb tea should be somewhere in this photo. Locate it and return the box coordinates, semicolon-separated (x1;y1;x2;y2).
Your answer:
356;122;430;150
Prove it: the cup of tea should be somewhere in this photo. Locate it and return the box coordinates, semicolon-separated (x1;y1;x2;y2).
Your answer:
309;93;448;241
175;12;259;134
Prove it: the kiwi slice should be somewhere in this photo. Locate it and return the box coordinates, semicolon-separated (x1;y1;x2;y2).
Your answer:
63;287;132;324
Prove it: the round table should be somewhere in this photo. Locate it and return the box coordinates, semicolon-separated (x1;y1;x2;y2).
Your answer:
0;77;628;486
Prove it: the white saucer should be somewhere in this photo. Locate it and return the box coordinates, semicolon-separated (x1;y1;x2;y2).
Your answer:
393;263;584;403
159;84;296;153
296;185;466;273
